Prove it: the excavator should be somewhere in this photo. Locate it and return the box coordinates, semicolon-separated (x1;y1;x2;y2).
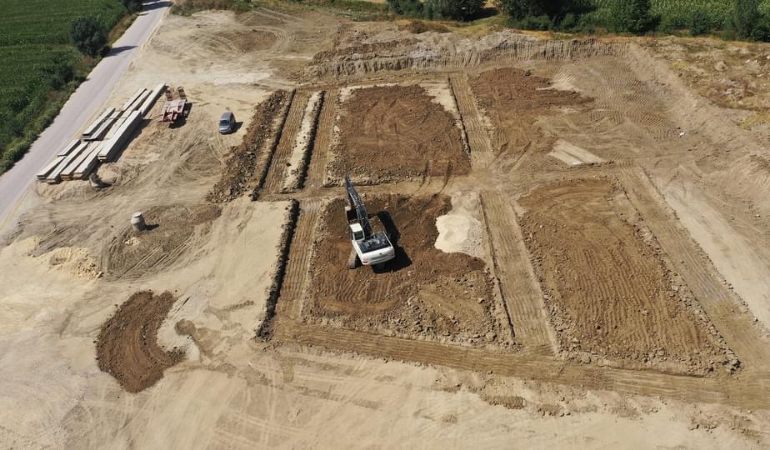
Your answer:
345;175;395;269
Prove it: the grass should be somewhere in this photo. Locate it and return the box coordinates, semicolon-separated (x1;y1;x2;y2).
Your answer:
0;0;129;174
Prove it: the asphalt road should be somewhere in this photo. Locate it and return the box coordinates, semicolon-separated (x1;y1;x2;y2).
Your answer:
0;0;169;226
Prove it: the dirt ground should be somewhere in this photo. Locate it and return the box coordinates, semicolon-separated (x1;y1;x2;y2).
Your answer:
470;67;589;163
1;5;770;448
305;195;512;346
105;203;221;279
328;84;469;184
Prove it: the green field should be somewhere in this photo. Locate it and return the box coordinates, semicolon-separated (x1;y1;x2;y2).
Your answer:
0;0;128;173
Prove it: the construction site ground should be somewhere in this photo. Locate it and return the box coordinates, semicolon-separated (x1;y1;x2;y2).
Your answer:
1;6;770;448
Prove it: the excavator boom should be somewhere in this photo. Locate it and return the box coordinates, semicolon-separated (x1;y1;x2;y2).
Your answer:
345;175;372;236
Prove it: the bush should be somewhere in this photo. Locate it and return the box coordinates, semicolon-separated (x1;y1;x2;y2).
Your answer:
498;0;547;20
734;0;761;38
43;54;75;89
609;0;657;34
387;0;424;16
120;0;143;13
510;14;552;30
559;12;578;30
658;14;685;33
751;17;770;40
70;16;108;57
423;0;483;20
688;7;713;35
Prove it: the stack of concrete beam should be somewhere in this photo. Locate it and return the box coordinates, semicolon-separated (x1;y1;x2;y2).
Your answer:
61;142;101;180
98;110;142;162
83;108;117;141
132;89;152;113
73;142;104;179
139;83;166;116
56;139;81;157
36;140;81;181
36;156;67;181
45;141;90;184
121;88;147;113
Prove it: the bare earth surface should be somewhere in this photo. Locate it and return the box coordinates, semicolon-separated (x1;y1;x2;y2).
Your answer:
1;6;770;449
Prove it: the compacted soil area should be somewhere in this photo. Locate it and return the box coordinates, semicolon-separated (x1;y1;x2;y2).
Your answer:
519;178;733;374
329;85;469;184
305;194;512;347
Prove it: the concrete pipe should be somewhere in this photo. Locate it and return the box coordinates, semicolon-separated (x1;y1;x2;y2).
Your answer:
131;212;146;232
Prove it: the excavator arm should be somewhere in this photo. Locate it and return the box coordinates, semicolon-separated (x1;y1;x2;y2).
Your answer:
345;175;372;237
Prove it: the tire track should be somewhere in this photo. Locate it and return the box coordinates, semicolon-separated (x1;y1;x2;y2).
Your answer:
274;317;770;410
277;200;321;320
618;166;770;370
264;91;311;194
449;74;494;169
481;191;555;353
306;89;338;189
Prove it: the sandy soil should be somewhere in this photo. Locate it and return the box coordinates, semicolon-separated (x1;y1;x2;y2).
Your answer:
2;6;770;449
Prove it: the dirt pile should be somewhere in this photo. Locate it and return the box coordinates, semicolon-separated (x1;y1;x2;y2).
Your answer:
471;68;589;161
105;204;221;279
96;291;184;393
307;34;621;78
310;38;418;66
329;85;469;184
306;195;512;347
519;178;735;374
208;90;292;202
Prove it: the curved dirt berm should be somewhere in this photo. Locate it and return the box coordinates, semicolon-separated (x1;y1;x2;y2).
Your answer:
96;291;184;393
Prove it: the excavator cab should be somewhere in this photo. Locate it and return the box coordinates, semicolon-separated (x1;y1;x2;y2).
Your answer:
349;223;365;242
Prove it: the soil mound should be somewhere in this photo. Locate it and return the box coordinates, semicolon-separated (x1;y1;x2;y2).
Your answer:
96;291;184;393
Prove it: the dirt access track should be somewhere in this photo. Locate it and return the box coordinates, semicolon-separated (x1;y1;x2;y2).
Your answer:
2;6;770;448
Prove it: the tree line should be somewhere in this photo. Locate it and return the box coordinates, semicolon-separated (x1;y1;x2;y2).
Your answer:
386;0;770;41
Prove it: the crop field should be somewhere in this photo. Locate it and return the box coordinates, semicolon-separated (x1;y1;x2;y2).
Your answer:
0;0;127;171
0;0;126;46
591;0;734;26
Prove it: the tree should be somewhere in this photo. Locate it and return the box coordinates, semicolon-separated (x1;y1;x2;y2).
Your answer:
387;0;424;17
70;16;108;57
120;0;143;13
687;7;712;36
423;0;484;20
734;0;761;38
610;0;656;34
497;0;546;20
497;0;590;23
